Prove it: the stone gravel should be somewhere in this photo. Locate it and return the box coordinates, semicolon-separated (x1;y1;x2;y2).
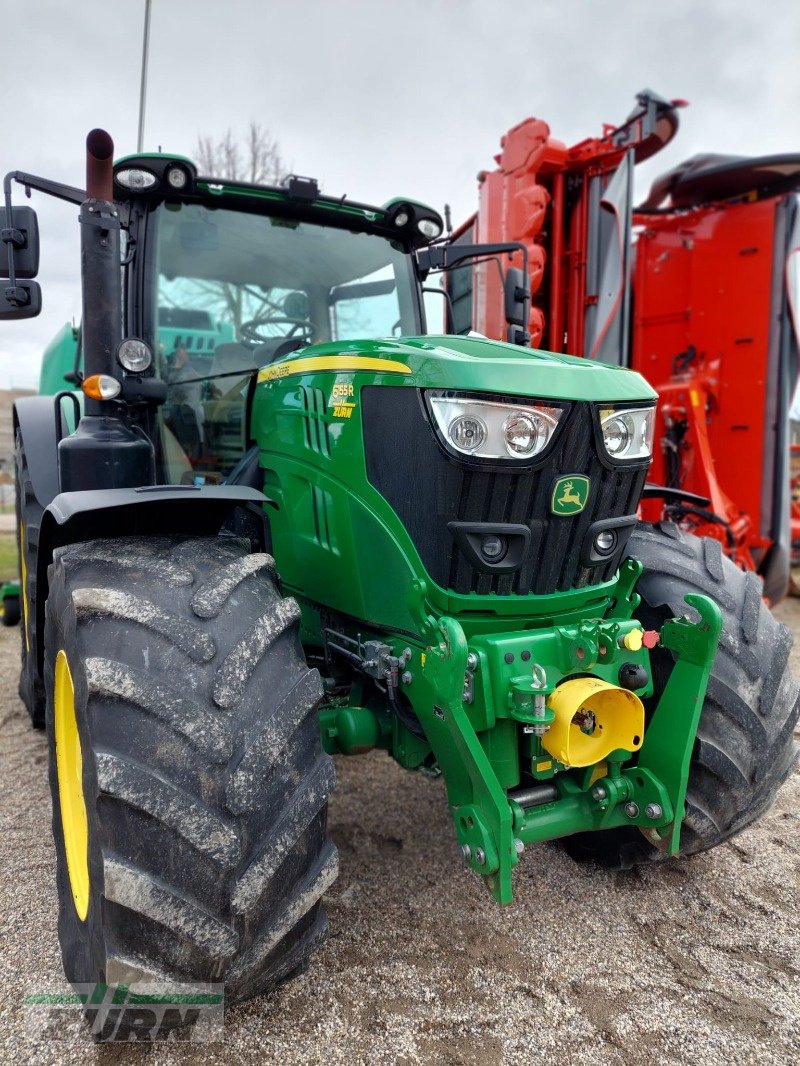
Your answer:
0;600;797;1065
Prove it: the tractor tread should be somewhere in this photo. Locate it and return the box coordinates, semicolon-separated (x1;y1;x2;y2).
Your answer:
191;553;276;619
85;657;233;761
212;598;301;708
44;535;336;1006
741;572;763;645
102;854;240;957
95;751;241;868
104;947;192;990
72;587;216;662
234;907;330;1002
227;843;338;982
233;756;337;915
701;536;724;582
226;669;323;813
64;542;195;586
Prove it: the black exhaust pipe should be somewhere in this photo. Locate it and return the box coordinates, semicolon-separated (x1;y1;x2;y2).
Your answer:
80;129;121;403
58;130;154;492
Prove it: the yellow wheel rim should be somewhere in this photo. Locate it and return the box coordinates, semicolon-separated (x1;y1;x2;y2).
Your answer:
19;521;29;652
54;650;90;921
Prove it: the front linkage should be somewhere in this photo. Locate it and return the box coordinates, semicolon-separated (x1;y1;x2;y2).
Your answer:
322;562;722;904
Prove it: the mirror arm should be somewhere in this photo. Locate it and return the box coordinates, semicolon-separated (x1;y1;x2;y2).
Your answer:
417;240;529;282
4;170;86;207
2;174;17;290
3;171;84;310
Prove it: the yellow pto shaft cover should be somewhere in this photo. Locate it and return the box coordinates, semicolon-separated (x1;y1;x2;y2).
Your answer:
543;676;645;767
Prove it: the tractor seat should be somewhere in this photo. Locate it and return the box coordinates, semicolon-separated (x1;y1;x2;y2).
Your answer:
209;343;259;378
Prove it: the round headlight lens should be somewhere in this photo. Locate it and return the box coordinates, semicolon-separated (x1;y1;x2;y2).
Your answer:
600;406;654;460
595;530;617;554
602;414;632;456
166;166;189;190
394;210;410;227
449;414;487;453
503;412;546;457
417;217;443;239
117;338;153;374
481;534;507;561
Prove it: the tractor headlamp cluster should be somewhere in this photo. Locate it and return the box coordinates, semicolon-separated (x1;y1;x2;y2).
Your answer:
384;200;444;247
114;158;196;197
427;393;563;462
599;405;655;461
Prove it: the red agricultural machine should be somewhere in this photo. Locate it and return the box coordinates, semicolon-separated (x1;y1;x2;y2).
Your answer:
451;90;800;604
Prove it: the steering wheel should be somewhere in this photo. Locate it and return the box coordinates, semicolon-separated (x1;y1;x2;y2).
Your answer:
239;316;316;345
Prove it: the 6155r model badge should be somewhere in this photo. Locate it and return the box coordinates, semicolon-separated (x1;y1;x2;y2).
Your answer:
551;475;590;516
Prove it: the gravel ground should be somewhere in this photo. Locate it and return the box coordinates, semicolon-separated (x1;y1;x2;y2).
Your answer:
0;602;798;1066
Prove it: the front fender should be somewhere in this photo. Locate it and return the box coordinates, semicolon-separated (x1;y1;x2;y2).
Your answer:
33;485;269;676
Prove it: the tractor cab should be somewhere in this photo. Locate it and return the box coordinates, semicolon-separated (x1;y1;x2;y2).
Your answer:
147;189;429;482
26;149;532;486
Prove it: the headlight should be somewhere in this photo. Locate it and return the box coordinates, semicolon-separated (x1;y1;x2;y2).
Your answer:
417;217;443;239
117;337;153;373
166;165;189;190
428;393;563;461
599;406;655;461
115;167;158;190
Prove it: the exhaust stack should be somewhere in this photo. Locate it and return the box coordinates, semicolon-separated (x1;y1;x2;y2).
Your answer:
79;128;120;405
58;128;155;492
85;129;114;203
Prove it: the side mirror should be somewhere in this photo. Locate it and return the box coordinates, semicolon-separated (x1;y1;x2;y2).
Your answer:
1;205;40;279
0;279;42;319
504;267;531;345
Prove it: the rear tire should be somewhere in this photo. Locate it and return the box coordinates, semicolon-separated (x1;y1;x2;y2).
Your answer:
44;534;337;1015
563;522;800;869
15;429;45;727
1;594;20;627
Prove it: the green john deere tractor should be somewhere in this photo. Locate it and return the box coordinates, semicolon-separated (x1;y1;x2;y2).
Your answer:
2;130;798;1013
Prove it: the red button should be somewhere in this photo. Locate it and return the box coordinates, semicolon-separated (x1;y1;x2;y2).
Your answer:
642;630;660;649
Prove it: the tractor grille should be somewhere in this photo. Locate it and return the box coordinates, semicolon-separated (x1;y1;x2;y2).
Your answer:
362;386;648;596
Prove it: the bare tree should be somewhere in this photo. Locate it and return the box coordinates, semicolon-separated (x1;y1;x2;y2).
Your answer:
195;122;285;185
188;123;289;334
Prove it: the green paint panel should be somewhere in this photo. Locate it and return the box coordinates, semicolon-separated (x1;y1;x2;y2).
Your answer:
39;323;79;395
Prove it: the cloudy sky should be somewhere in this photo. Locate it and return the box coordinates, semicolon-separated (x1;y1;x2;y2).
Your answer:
2;0;799;389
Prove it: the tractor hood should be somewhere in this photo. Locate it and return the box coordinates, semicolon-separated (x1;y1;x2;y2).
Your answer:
257;334;657;404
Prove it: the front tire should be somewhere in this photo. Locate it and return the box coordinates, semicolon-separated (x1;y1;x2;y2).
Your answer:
15;429;45;726
44;535;337;1009
563;522;799;869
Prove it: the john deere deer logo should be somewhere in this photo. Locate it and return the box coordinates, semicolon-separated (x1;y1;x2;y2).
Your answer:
551;475;590;516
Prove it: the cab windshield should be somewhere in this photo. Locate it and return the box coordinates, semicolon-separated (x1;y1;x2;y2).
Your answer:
148;201;420;483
